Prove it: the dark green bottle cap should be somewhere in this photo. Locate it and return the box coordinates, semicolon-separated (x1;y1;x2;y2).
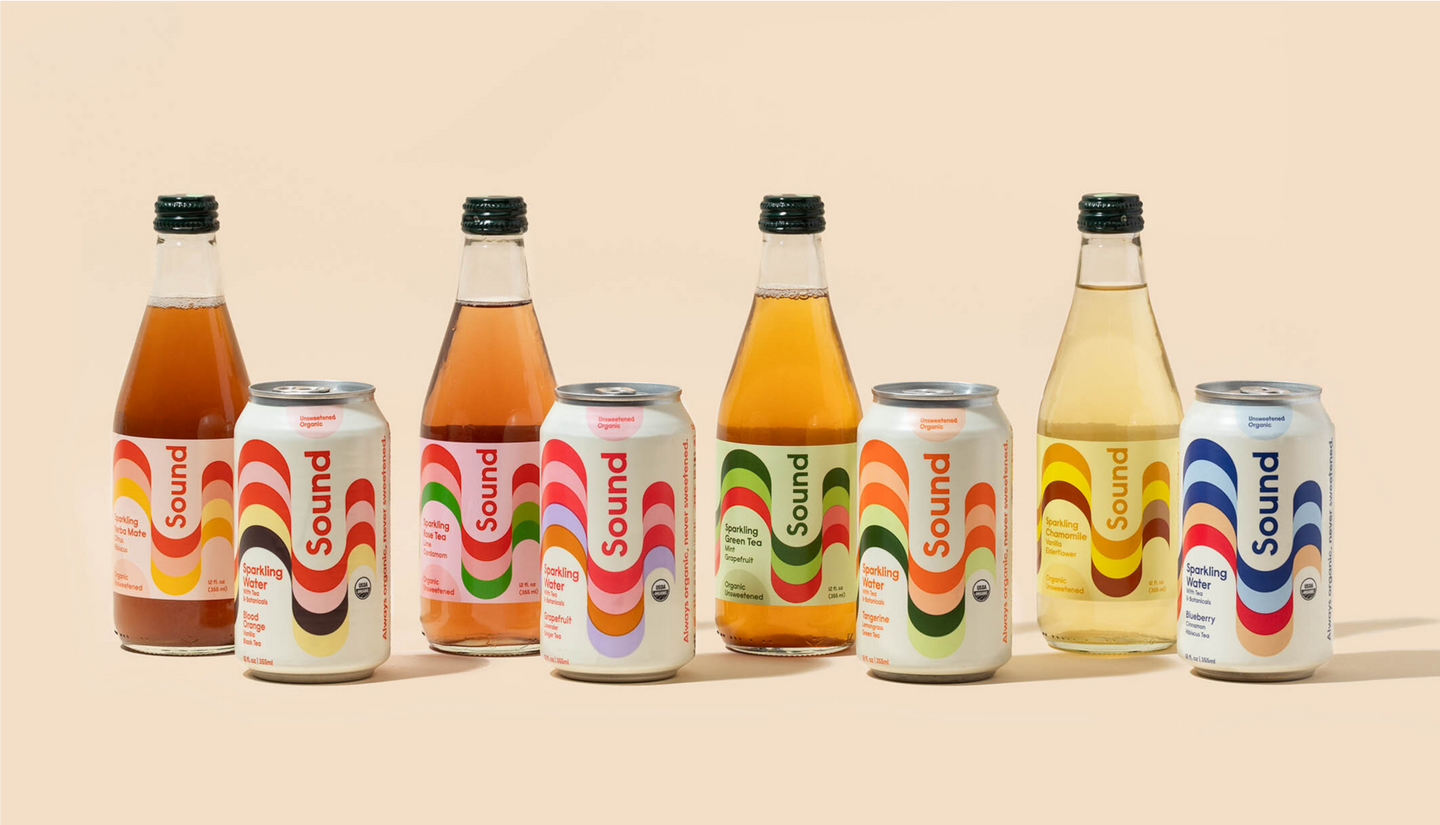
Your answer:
463;196;527;235
1078;193;1143;233
154;194;218;234
760;194;825;234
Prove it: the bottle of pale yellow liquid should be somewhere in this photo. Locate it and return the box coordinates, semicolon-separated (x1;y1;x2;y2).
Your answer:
1037;194;1182;653
715;194;861;655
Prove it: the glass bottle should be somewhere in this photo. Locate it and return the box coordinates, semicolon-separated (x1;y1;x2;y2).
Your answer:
715;194;862;655
419;197;556;655
1036;193;1183;653
113;194;250;654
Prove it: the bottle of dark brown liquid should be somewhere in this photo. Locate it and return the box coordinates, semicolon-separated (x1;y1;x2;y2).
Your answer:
419;197;556;655
112;195;249;654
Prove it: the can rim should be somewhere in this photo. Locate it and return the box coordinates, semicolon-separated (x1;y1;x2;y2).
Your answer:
872;381;999;407
555;382;681;404
1195;380;1322;405
250;380;376;404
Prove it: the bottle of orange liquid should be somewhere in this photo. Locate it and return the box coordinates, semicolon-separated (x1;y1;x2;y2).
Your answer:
419;197;557;655
715;195;862;655
112;195;250;654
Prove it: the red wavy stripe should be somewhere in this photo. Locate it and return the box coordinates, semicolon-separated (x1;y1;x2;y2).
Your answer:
1181;523;1236;566
1237;592;1294;636
346;478;374;511
720;486;771;530
202;460;232;489
822;522;849;549
421;443;462;484
345;522;376;552
589;557;645;594
153;526;202;558
463;526;513;563
239;440;290;487
542;440;587;486
293;547;352;591
644;524;675;551
541;483;586;525
771;567;822;603
513;462;539;490
965;482;995;512
239;479;292;528
643;481;674;511
113;439;151;480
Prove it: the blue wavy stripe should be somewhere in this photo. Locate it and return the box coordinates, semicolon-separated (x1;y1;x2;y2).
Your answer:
1184;439;1237;484
1182;460;1239;507
1182;482;1238;527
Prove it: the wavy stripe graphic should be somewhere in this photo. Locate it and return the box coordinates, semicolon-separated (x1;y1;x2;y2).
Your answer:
419;444;540;599
1180;439;1322;657
541;440;671;658
715;448;850;604
113;439;230;596
858;442;996;659
1038;443;1168;598
238;440;373;658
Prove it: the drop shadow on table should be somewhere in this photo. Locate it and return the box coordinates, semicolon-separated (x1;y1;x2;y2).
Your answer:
587;651;828;686
244;651;487;686
980;649;1178;685
1334;617;1437;639
1302;650;1440;684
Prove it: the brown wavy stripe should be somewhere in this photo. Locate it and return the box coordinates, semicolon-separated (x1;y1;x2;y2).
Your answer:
1092;557;1144;598
1041;480;1091;522
1042;442;1092;480
1142;517;1169;546
1143;461;1169;487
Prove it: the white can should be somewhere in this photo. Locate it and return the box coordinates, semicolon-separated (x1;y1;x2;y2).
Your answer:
855;382;1013;682
539;383;696;682
1179;381;1334;681
235;381;391;683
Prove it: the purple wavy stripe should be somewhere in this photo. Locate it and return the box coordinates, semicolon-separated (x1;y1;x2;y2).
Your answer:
588;615;645;658
644;547;676;579
541;503;588;549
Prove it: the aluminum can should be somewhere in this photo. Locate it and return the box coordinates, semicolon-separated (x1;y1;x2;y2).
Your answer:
855;382;1013;682
1178;381;1334;681
235;381;391;683
539;383;696;681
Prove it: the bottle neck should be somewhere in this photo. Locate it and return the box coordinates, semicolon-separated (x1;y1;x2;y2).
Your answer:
757;232;828;292
1075;232;1146;288
151;232;224;306
456;234;531;304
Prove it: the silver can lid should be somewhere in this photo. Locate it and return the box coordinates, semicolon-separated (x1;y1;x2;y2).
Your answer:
249;380;376;405
555;382;681;405
872;381;999;407
1195;380;1322;404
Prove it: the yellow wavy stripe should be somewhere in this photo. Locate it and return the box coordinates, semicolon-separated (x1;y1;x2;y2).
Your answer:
201;497;233;523
113;478;152;520
1142;479;1170;507
238;505;292;550
1040;461;1091;500
151;558;202;596
294;617;349;657
1091;541;1143;579
347;544;376;573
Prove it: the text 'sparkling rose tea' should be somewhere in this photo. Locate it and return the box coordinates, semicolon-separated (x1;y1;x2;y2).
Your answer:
856;383;1013;682
235;381;391;683
539;383;696;682
419;197;556;655
113;195;249;655
1036;194;1182;653
1179;381;1334;681
715;195;862;656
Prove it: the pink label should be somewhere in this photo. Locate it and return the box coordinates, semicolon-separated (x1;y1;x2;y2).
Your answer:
914;409;966;442
586;406;644;441
287;405;344;438
112;435;235;601
419;439;541;603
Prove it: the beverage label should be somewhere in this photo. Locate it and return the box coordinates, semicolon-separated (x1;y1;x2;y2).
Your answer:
1178;433;1333;668
236;418;390;671
540;405;696;672
112;435;235;601
419;439;541;604
857;413;1011;670
715;441;857;608
1037;437;1177;602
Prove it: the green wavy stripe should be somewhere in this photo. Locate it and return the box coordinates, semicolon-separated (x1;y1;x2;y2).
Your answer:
907;547;997;657
860;523;907;571
772;527;821;569
463;562;512;600
772;542;825;585
421;481;462;522
718;449;772;504
859;506;908;550
823;467;850;504
719;466;770;507
511;500;540;542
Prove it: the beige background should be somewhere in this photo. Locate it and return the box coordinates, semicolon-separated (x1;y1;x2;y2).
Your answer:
3;2;1437;821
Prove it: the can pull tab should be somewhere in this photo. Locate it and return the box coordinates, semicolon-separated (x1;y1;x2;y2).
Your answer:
903;388;954;397
1238;385;1288;396
594;386;638;396
270;384;334;395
